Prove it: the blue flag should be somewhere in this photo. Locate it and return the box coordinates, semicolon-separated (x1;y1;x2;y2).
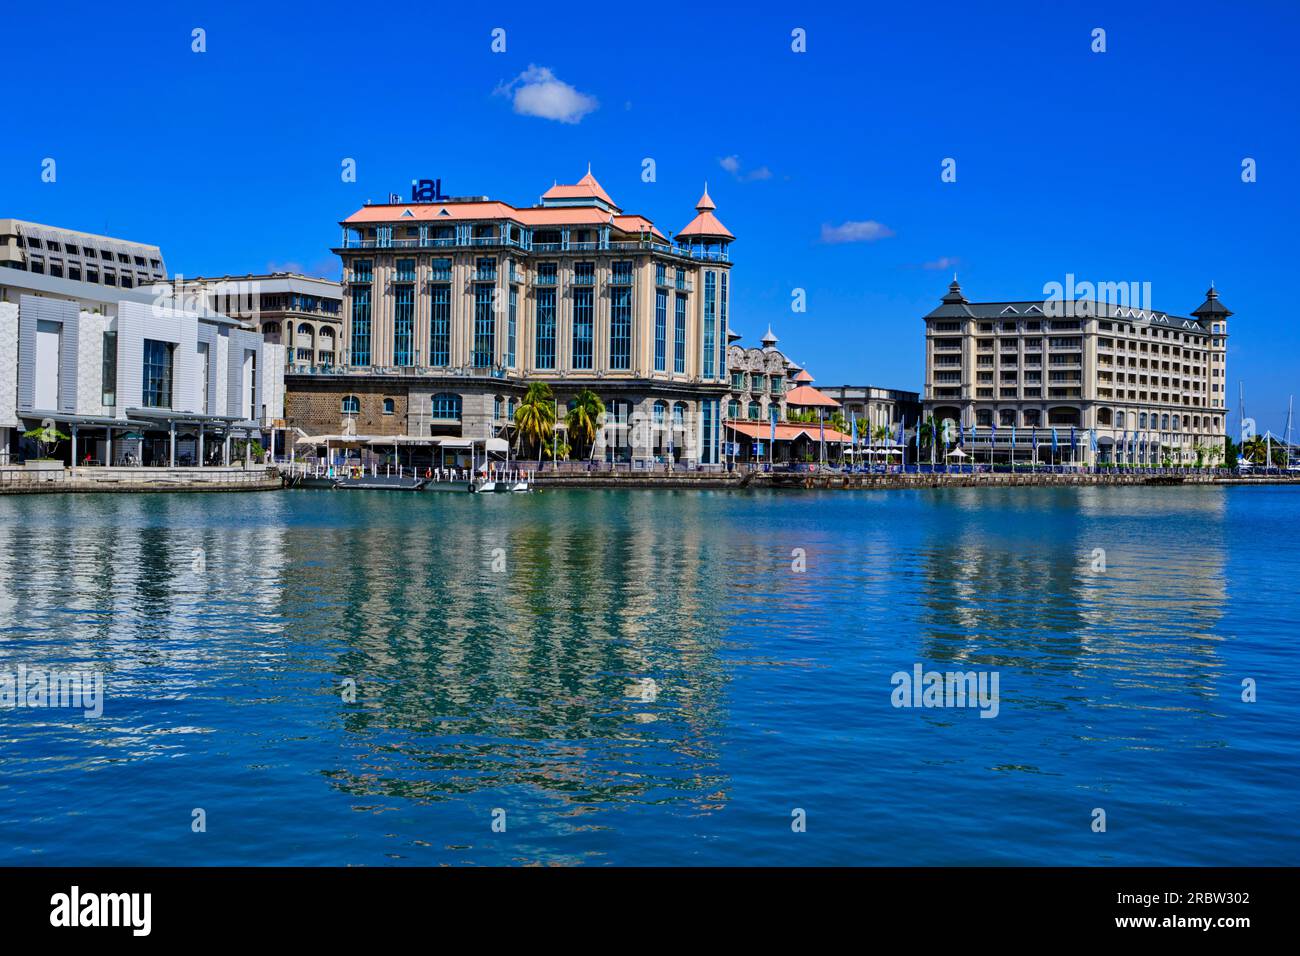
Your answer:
1070;426;1077;452
895;421;904;447
851;413;858;446
770;406;777;447
1031;425;1038;450
1051;428;1059;453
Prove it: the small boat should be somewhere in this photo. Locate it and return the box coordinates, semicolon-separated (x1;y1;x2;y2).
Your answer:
470;477;531;494
334;474;426;491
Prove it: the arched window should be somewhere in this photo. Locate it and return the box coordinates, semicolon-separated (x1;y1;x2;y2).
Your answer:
1023;409;1041;427
1172;415;1180;431
1193;416;1200;429
728;399;740;419
1161;414;1170;430
382;398;395;415
1139;412;1148;428
494;395;504;420
431;392;462;420
320;326;335;341
748;401;760;420
999;409;1015;427
1097;408;1113;426
653;401;667;426
341;395;360;415
976;409;993;427
508;398;517;420
1115;411;1125;429
297;323;314;339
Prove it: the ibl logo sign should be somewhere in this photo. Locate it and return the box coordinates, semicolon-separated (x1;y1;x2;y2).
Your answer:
410;178;448;202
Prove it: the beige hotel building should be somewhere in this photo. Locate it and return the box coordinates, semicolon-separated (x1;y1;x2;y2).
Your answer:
922;281;1229;464
286;169;734;465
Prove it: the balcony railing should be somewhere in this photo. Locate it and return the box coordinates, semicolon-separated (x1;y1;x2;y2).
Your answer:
609;274;634;286
339;235;729;262
473;269;497;282
572;274;595;286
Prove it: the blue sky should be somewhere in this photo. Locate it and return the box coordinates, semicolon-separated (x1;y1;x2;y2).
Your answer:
4;1;1299;431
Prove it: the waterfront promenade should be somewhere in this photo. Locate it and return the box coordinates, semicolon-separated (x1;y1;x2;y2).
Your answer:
0;464;281;495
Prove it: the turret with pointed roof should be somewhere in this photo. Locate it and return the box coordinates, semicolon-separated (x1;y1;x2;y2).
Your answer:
1191;284;1233;323
761;325;778;349
678;183;734;242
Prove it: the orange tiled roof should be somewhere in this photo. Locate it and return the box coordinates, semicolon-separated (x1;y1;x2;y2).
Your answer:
541;170;616;207
727;421;851;442
783;384;841;408
342;202;666;240
792;369;814;383
678;184;733;239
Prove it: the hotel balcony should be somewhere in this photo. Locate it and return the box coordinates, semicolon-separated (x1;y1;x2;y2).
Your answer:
338;234;729;263
473;268;497;282
571;274;596;287
608;274;634;286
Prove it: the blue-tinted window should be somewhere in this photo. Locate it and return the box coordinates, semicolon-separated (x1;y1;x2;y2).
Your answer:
535;288;556;369
142;339;173;408
703;272;717;378
507;286;517;368
654;291;667;372
610;288;631;370
473;285;495;368
674;294;686;374
393;283;413;365
572;288;594;369
350;273;371;367
431;392;461;420
429;284;450;366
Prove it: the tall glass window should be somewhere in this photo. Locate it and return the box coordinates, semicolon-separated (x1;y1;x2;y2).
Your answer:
393;283;414;366
429;284;450;366
101;331;117;407
349;260;372;367
535;288;556;369
395;258;416;282
142;339;173;408
507;286;518;368
702;399;716;464
473;285;495;368
703;271;717;378
674;294;686;374
654;291;667;372
720;272;728;376
610;287;631;370
572;288;594;370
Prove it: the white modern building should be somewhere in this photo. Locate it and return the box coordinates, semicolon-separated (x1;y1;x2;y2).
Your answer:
1;220;284;466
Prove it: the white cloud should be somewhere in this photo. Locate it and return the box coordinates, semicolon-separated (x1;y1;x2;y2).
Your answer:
719;155;773;182
495;65;598;124
922;256;960;270
820;220;895;244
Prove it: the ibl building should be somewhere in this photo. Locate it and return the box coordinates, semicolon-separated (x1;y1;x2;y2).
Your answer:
286;170;733;466
921;281;1229;465
0;219;284;467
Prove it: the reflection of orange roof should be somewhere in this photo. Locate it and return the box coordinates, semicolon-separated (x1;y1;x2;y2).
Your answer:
783;384;840;408
727;421;850;443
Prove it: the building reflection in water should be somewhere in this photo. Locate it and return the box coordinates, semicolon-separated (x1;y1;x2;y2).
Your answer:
913;487;1229;734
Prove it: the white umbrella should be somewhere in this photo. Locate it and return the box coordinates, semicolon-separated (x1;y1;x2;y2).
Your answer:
946;447;968;458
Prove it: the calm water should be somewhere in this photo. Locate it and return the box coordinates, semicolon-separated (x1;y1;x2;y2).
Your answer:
0;486;1296;866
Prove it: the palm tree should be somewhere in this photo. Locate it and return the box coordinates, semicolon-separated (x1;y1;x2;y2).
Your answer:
566;389;604;460
918;414;940;456
513;382;556;462
872;424;891;444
